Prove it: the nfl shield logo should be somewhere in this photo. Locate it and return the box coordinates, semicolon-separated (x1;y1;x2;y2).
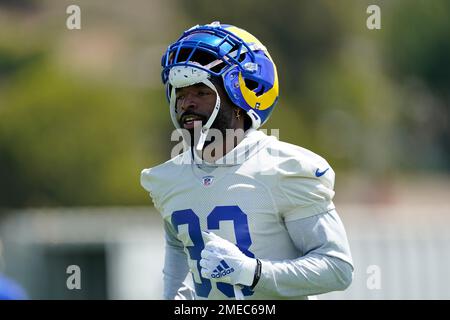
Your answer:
202;176;214;187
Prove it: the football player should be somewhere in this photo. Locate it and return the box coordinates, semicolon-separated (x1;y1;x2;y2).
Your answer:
141;22;353;300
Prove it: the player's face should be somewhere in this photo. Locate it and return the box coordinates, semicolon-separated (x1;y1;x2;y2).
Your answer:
175;83;217;130
175;82;236;141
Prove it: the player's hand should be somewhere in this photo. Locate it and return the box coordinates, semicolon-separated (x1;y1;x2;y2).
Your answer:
200;231;257;286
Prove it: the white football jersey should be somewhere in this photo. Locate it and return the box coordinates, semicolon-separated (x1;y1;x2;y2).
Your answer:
141;129;336;299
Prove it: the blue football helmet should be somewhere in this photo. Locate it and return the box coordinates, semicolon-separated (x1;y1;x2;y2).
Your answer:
161;21;279;131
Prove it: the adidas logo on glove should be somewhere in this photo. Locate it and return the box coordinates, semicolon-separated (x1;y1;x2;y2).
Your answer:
211;260;235;278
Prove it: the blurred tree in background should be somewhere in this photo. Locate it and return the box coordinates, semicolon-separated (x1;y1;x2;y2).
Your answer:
181;0;449;173
0;0;448;209
382;0;450;171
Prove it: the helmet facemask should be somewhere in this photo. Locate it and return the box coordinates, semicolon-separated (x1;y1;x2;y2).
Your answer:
162;23;279;149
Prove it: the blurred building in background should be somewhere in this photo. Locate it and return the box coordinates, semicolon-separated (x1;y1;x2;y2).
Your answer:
0;208;164;299
0;0;449;299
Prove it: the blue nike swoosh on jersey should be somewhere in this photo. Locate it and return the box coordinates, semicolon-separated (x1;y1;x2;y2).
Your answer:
315;168;329;177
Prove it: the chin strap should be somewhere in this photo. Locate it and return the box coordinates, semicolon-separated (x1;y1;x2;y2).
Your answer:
169;78;221;152
194;78;221;151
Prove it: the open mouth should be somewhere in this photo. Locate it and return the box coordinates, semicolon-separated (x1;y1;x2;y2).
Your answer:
181;114;204;129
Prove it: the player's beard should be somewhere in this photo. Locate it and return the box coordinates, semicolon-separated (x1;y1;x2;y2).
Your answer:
185;105;234;149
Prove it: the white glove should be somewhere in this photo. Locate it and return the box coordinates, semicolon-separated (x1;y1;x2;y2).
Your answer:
200;231;257;286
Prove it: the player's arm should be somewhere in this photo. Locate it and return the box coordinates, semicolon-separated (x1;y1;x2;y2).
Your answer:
199;209;353;298
163;221;195;300
254;209;353;298
199;155;353;297
250;153;353;297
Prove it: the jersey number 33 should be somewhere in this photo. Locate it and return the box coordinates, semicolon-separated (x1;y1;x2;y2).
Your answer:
171;205;255;298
